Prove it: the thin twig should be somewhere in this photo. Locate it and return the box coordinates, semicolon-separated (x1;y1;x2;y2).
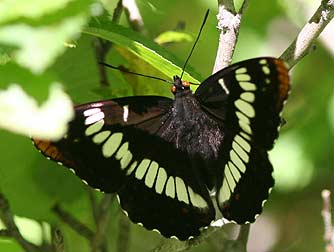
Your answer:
95;0;123;86
52;204;95;240
280;0;334;69
117;215;131;252
91;194;114;252
51;226;65;252
88;188;99;224
322;189;334;252
0;193;40;252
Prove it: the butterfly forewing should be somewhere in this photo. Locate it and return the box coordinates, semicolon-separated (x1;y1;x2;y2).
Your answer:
195;57;289;223
33;96;215;239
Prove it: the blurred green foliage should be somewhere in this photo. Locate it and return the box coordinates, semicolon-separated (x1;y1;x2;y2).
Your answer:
0;0;333;251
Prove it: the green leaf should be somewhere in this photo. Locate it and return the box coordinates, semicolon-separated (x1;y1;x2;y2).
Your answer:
154;31;192;44
83;19;203;84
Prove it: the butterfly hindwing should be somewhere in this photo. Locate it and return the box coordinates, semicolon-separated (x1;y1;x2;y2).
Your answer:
195;57;289;223
34;96;215;239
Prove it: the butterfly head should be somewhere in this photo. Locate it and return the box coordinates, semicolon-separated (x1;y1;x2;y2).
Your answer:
171;75;191;95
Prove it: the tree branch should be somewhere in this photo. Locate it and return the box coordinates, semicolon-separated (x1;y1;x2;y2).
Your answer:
0;193;41;252
322;189;334;252
280;0;334;69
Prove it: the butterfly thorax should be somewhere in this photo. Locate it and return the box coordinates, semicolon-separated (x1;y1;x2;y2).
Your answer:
160;76;224;162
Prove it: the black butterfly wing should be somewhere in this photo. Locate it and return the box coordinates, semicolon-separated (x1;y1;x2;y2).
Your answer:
33;96;215;240
195;57;290;223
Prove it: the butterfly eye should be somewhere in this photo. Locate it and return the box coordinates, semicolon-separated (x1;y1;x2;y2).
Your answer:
171;85;177;94
182;81;190;88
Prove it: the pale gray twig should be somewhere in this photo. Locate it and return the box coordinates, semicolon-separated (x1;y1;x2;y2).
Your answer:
122;0;146;33
322;189;334;252
213;0;244;73
280;0;334;69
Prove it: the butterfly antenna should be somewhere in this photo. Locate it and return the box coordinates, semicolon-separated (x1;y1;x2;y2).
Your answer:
180;9;209;80
99;62;173;84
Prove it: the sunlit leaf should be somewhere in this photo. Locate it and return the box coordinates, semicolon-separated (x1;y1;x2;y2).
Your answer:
0;0;71;23
0;15;86;73
0;84;73;140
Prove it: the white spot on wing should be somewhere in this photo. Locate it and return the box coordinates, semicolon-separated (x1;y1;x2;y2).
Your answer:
240;131;251;141
262;66;270;75
234;134;251;152
240;92;255;103
85;112;105;125
239;120;252;135
228;161;242;180
126;161;137;175
236;111;251;125
102;132;123;158
115;142;133;169
93;130;111;144
218;179;231;203
230;149;246;173
236;74;251;82
232;141;249;163
165;176;175;198
224;164;236;191
235;67;247;74
187;186;208;208
218;79;230;94
83;108;101;117
259;59;268;65
123;105;129;122
85;119;104;136
239;82;256;91
235;99;255;118
135;159;150;180
155;167;167;194
175;177;189;204
144;161;159;188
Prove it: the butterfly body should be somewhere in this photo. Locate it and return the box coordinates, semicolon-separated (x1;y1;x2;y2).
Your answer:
34;57;290;240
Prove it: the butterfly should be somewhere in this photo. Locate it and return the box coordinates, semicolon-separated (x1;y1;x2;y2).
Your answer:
33;57;290;240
